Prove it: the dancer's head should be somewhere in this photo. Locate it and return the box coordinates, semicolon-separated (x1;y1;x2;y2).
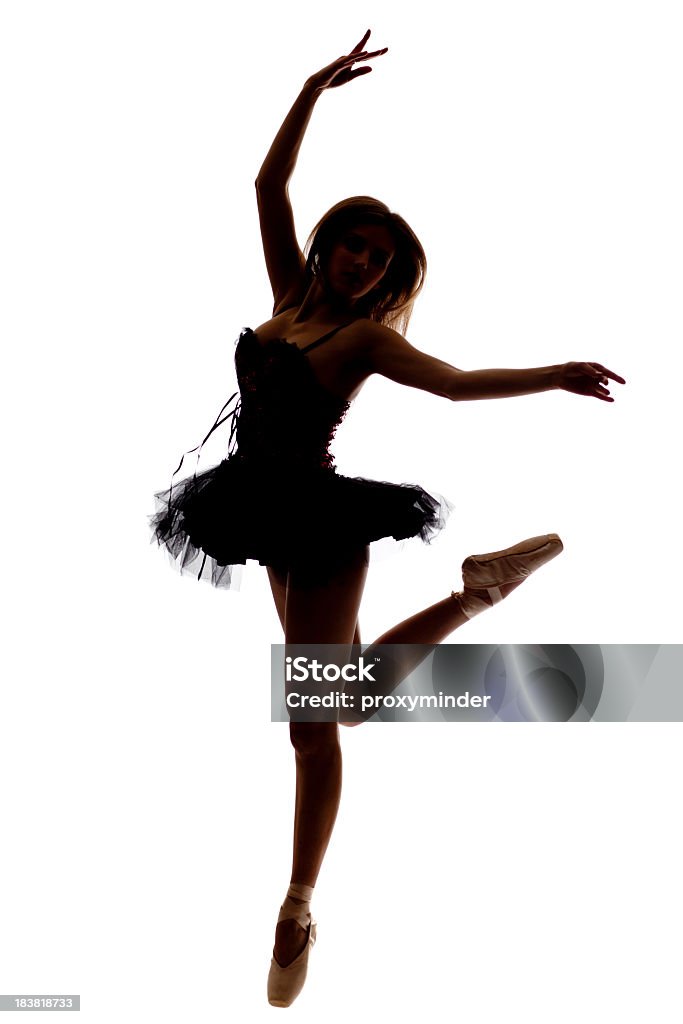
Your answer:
304;197;427;337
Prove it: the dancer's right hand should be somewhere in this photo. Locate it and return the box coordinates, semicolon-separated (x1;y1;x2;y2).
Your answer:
306;30;388;93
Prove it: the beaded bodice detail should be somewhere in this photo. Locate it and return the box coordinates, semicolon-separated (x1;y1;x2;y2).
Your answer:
233;328;351;471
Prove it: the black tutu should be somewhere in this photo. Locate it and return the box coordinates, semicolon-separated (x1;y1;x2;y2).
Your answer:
149;324;453;590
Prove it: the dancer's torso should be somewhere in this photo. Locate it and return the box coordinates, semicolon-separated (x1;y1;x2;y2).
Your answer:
250;308;371;404
234;312;369;471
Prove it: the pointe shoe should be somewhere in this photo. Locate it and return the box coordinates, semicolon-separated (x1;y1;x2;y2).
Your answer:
454;533;563;619
267;884;317;1008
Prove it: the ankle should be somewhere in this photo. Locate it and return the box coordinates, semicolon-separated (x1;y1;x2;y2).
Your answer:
451;587;499;620
452;577;528;620
277;882;314;928
286;882;314;904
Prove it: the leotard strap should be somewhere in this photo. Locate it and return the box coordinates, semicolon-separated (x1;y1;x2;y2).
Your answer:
300;321;354;354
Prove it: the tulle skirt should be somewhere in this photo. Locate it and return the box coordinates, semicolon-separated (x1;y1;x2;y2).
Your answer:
148;453;453;590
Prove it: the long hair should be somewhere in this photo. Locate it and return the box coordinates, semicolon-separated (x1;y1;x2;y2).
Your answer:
303;197;427;338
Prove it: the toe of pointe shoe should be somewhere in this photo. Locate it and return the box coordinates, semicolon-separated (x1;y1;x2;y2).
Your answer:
267;921;317;1008
462;533;563;589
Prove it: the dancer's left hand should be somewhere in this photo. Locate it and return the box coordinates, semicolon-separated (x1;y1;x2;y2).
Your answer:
556;362;626;401
306;30;389;93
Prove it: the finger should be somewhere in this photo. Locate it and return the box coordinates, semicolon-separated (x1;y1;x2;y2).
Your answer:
597;369;626;385
351;30;372;53
584;364;612;388
581;369;606;387
340;50;368;64
343;48;388;66
589;362;626;384
353;47;389;62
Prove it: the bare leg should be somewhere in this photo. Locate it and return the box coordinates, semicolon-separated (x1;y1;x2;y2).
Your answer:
340;533;563;724
268;562;522;728
266;549;369;967
340;578;525;725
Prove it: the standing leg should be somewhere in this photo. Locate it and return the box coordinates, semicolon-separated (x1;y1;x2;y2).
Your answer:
268;548;368;974
267;563;362;646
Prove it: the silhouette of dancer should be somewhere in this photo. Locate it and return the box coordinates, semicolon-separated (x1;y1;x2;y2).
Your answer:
149;30;625;1007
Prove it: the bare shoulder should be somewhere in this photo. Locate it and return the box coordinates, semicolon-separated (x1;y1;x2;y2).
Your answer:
320;318;394;380
352;318;402;343
350;318;422;370
350;318;462;397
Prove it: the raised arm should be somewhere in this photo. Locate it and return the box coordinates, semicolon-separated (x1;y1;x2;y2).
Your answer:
254;86;313;313
255;31;388;314
363;321;625;402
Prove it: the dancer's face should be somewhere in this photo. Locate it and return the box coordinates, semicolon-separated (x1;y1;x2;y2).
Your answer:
324;223;396;302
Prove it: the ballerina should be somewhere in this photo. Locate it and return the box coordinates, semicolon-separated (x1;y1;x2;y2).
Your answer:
149;30;625;1007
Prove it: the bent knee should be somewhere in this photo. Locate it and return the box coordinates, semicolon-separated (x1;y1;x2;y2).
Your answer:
289;721;340;756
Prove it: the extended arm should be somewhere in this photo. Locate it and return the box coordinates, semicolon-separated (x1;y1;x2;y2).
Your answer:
364;321;625;402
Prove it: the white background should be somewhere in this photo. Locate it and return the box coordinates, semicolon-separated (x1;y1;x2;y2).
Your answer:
2;1;682;1020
